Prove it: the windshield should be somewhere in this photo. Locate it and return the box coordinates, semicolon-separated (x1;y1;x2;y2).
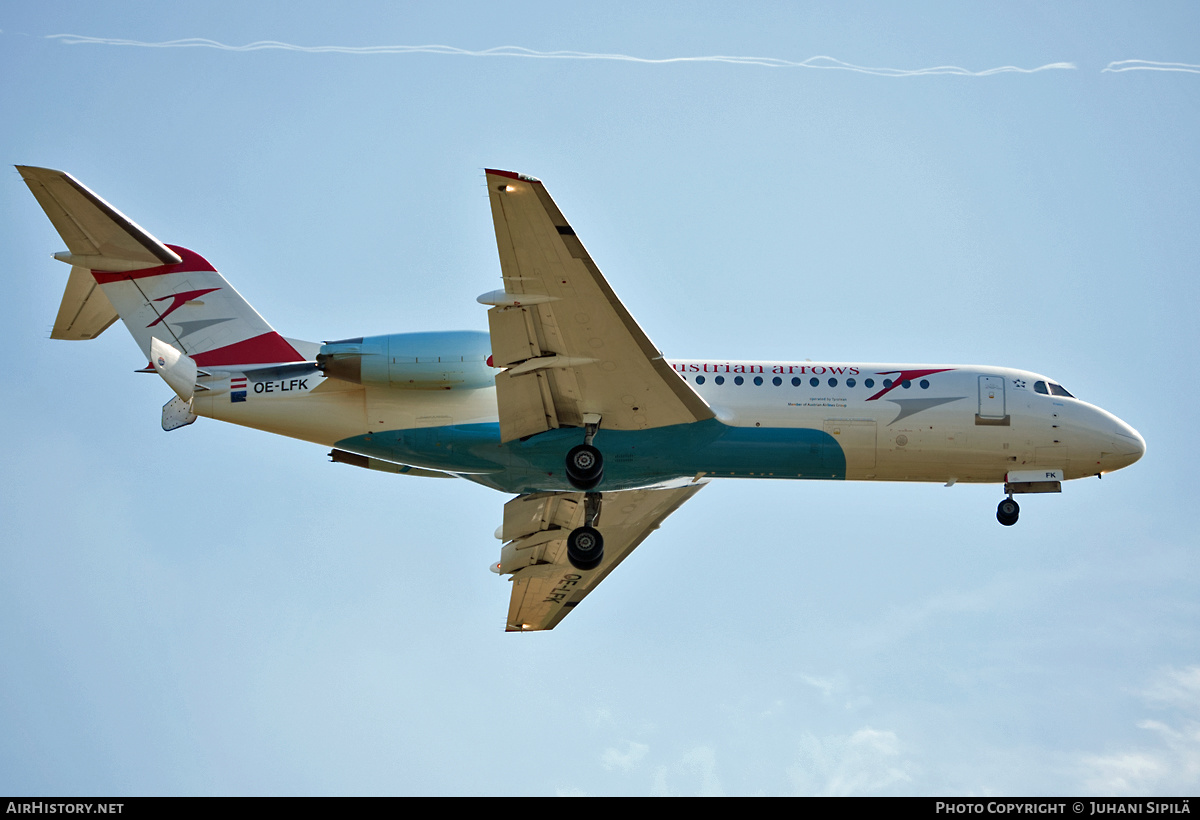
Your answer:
1034;380;1075;398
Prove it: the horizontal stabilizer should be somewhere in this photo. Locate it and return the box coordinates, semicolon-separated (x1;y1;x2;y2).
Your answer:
21;167;305;368
52;266;119;340
16;166;181;271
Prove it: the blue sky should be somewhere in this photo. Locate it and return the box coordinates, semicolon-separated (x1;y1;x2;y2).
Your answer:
2;1;1198;796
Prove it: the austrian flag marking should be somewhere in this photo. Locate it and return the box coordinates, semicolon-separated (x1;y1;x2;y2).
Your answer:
230;376;247;403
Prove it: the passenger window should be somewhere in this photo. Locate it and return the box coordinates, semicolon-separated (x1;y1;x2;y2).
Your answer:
715;376;725;385
809;377;819;387
864;378;875;388
734;376;744;386
753;376;763;386
847;378;856;388
696;375;705;385
828;378;837;387
883;379;893;388
1034;381;1048;395
772;376;782;386
920;379;929;389
902;380;911;389
791;377;801;386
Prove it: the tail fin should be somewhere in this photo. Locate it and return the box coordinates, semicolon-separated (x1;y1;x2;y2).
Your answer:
19;166;303;367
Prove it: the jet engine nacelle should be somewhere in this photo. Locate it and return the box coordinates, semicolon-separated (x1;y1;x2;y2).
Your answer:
317;330;495;390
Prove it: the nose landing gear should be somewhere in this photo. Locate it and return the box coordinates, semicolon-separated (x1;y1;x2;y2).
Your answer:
996;497;1020;526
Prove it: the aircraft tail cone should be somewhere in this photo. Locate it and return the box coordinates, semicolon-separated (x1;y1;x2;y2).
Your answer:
151;337;198;401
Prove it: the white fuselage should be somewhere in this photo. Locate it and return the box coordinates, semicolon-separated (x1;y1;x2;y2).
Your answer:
670;360;1143;483
192;356;1144;489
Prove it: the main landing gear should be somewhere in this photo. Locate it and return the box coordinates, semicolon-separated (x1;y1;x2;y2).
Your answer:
565;416;604;491
567;492;604;570
565;417;605;570
996;497;1020;527
565;444;603;490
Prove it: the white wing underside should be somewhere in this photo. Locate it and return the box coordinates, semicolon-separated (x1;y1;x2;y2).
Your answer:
481;169;714;630
483;170;713;442
500;483;705;631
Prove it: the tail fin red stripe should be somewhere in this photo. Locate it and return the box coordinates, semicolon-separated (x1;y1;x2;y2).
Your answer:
91;245;217;283
192;333;303;367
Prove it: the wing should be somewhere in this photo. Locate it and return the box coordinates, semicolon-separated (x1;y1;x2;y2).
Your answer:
497;483;705;631
480;170;713;443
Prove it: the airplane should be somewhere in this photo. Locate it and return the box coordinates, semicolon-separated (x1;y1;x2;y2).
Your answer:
18;165;1146;631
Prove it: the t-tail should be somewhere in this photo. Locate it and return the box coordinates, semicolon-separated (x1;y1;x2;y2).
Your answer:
18;166;308;375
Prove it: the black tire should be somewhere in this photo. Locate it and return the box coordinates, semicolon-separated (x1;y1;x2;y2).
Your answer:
565;444;604;490
567;526;604;571
996;498;1020;526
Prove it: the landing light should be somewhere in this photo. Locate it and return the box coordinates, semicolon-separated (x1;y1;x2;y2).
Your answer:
505;185;516;193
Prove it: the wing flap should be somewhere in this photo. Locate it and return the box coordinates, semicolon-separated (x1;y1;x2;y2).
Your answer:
487;305;542;367
494;369;559;440
500;483;705;631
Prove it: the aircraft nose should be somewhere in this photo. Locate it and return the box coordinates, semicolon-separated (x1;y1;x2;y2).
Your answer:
1105;420;1146;471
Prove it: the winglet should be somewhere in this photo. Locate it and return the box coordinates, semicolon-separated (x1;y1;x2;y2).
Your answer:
485;169;541;184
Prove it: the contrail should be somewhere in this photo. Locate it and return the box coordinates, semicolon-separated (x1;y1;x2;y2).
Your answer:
1103;59;1200;74
45;35;1076;76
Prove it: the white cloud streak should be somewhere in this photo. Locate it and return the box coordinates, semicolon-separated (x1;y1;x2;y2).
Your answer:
45;35;1076;77
601;741;649;772
650;745;724;796
1103;60;1200;74
789;728;915;796
1078;666;1200;794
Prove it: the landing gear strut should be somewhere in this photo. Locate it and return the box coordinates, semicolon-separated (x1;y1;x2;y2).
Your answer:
565;416;604;490
567;492;604;570
996;497;1020;527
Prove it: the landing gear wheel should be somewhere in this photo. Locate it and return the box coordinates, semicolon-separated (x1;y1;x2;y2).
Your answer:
565;444;604;490
996;498;1020;527
567;525;605;570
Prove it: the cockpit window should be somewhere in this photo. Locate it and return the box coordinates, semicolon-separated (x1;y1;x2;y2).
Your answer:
1035;380;1075;398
